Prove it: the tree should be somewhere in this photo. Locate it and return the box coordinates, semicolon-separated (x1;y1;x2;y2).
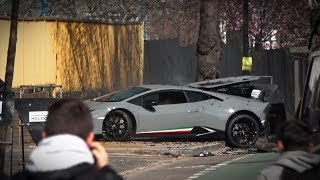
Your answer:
0;0;19;171
145;0;200;47
146;0;222;80
196;0;222;80
219;0;309;50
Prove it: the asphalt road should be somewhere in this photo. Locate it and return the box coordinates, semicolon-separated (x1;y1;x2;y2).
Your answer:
5;150;279;180
192;153;279;180
110;153;174;175
4;149;175;176
3;137;277;179
125;154;243;180
124;152;279;180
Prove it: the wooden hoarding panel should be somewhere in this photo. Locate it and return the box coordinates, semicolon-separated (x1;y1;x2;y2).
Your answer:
0;20;56;87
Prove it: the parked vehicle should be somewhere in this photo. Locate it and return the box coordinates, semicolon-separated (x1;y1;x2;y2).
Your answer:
298;51;320;145
86;76;277;148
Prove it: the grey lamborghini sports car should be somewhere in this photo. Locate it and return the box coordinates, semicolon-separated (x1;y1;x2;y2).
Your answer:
86;76;277;148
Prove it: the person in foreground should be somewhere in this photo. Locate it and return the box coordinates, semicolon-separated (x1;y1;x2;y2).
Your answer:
0;172;8;180
11;99;123;180
257;120;320;180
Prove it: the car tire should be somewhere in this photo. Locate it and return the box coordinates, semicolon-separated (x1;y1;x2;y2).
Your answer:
102;109;133;141
225;114;260;148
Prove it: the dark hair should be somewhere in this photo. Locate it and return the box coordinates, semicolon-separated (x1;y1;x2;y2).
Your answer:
44;99;93;140
278;120;313;151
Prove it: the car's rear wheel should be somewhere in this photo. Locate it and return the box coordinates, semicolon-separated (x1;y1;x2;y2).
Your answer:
102;110;133;141
225;114;260;148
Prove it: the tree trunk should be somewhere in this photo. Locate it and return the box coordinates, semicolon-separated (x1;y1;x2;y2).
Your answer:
254;29;264;51
243;0;249;57
0;0;19;172
242;0;249;75
196;0;222;81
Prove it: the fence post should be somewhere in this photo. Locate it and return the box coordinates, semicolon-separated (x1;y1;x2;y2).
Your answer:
0;92;15;172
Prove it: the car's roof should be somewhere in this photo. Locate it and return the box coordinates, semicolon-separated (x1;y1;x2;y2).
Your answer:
140;84;184;90
140;84;201;92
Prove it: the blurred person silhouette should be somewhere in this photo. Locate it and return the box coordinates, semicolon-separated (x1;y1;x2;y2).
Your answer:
257;120;320;180
11;99;123;180
0;171;8;180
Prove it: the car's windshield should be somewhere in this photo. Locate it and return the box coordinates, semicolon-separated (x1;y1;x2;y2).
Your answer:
94;87;150;102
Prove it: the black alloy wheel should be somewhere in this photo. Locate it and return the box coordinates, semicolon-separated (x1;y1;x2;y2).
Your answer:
102;110;133;141
225;114;260;148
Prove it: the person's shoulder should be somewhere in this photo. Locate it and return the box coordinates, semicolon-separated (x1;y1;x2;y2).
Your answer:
10;164;123;180
297;162;320;180
10;171;29;180
257;165;284;180
65;163;123;180
96;165;124;180
0;172;9;180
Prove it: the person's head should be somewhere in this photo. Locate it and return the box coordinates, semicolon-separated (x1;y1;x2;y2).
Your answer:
43;99;94;143
277;120;313;152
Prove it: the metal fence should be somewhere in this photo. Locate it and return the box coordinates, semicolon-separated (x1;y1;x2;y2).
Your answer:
144;39;302;113
144;39;197;85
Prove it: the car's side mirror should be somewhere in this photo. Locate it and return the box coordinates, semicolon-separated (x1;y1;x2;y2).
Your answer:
142;100;157;112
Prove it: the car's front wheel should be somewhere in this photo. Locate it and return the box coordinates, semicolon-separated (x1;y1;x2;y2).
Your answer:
225;114;260;148
102;110;133;141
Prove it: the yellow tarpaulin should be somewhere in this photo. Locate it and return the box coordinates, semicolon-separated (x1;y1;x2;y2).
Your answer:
242;57;252;71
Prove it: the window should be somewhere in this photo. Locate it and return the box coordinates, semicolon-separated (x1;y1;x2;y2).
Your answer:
308;59;320;110
311;74;320;110
158;91;187;105
94;87;150;102
143;93;159;105
128;96;142;106
142;90;187;106
185;91;210;102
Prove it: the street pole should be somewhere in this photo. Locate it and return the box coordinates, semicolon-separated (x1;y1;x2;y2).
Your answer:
0;0;19;172
242;0;250;75
243;0;249;57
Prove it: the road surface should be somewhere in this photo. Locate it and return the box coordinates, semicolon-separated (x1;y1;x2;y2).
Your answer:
125;152;279;180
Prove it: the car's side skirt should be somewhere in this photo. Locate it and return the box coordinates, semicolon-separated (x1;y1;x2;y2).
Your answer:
137;127;193;135
136;126;222;136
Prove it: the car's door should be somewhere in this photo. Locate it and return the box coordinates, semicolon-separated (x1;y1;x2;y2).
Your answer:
184;90;226;130
136;90;199;134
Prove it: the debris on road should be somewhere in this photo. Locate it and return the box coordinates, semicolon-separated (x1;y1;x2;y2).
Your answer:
194;151;214;157
163;152;180;158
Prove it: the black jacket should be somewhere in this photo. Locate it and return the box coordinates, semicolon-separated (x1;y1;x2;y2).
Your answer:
257;151;320;180
11;163;123;180
0;172;9;180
